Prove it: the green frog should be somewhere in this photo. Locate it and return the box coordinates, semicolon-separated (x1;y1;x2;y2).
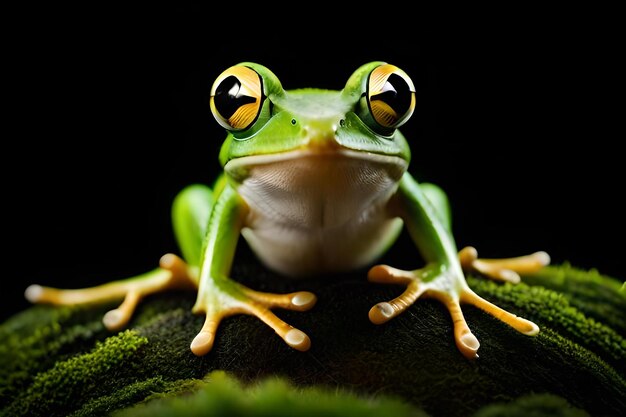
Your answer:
25;62;549;359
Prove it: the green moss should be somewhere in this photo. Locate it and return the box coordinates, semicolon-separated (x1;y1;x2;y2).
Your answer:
68;377;170;417
535;327;625;399
116;373;591;417
468;276;626;371
472;393;589;417
68;376;204;417
1;264;624;417
114;371;426;417
3;329;148;417
0;304;113;407
523;264;626;334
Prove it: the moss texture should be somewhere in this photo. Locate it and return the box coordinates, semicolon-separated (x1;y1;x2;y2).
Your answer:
1;263;624;417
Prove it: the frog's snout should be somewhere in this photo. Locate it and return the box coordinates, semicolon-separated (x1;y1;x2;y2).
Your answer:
301;119;342;153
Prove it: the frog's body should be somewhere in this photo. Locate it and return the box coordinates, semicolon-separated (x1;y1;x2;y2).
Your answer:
227;89;406;275
25;62;550;359
233;148;405;275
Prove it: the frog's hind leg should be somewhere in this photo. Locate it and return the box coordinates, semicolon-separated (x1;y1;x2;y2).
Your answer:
25;254;196;331
171;183;215;271
24;184;214;331
420;182;550;283
459;247;550;283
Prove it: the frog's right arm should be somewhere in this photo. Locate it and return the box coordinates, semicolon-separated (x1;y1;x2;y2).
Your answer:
188;182;317;355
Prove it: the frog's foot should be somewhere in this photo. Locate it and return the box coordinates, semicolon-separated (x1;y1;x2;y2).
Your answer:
368;264;539;359
190;283;317;356
459;246;550;284
25;253;197;331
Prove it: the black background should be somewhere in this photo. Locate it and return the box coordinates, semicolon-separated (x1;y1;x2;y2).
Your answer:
3;7;622;320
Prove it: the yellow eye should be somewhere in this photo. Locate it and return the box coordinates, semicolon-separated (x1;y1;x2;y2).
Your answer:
366;64;416;129
210;65;264;131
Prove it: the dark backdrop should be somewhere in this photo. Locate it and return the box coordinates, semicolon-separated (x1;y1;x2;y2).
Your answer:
3;8;622;320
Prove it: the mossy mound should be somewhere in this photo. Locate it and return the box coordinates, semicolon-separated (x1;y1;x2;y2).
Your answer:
1;263;624;417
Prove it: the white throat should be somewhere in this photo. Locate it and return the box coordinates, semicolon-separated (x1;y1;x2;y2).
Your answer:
225;149;407;276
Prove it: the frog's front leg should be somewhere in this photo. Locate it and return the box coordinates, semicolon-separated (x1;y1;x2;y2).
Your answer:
368;174;543;359
25;183;316;354
189;182;316;356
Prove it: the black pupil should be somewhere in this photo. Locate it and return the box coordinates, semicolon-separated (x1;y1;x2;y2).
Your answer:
214;75;256;119
371;73;412;116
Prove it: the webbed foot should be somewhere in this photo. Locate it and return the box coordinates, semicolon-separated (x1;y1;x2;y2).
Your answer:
190;281;317;355
367;263;539;359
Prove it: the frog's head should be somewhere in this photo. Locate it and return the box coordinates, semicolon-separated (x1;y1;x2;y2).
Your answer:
211;62;414;180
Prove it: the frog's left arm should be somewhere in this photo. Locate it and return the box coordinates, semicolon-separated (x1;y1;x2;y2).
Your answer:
368;172;549;359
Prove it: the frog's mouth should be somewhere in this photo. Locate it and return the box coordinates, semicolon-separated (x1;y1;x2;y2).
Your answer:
225;148;408;185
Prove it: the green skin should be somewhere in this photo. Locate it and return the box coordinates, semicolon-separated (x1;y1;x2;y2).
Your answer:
26;62;546;360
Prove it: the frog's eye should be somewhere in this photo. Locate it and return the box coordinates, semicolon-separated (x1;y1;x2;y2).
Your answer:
365;64;416;129
210;65;265;131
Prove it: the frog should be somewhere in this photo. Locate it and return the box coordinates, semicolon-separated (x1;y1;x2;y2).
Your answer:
24;62;550;359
